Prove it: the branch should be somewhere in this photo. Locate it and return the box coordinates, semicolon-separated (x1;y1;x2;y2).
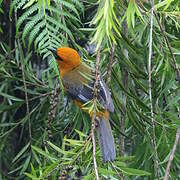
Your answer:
15;9;32;143
148;2;160;180
91;112;99;180
154;11;180;83
164;126;180;180
106;43;115;87
91;47;101;180
21;58;32;141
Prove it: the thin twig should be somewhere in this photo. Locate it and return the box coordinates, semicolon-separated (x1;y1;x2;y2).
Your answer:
118;20;129;180
21;57;32;141
91;113;99;180
110;162;123;178
106;43;115;87
72;135;91;163
9;0;12;49
91;47;101;180
119;20;129;158
154;11;180;83
15;9;32;142
148;2;160;180
164;127;180;180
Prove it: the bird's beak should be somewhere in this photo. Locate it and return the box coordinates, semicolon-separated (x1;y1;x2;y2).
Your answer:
48;48;58;59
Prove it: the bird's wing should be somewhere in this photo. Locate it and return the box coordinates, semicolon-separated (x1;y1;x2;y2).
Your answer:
62;64;114;112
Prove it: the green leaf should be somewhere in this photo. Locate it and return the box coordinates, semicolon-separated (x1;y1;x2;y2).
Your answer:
154;0;173;10
99;167;116;175
0;92;24;102
31;145;57;162
46;141;73;155
12;142;30;163
119;167;151;176
24;172;39;179
20;155;31;175
23;0;37;9
0;101;24;112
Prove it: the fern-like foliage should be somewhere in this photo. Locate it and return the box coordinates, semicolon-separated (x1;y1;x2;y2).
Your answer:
10;0;84;59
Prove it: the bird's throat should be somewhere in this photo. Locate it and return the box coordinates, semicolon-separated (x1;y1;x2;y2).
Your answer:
57;61;80;77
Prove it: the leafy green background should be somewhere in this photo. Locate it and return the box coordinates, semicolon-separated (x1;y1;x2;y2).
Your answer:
0;0;180;179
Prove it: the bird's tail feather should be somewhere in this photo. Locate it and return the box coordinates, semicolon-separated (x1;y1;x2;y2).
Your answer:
96;117;116;162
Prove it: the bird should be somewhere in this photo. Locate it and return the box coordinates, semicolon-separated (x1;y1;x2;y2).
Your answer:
51;47;116;162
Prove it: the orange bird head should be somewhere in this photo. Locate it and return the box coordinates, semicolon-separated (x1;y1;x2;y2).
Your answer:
55;47;81;77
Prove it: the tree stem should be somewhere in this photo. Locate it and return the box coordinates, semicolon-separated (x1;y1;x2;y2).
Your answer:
148;2;160;179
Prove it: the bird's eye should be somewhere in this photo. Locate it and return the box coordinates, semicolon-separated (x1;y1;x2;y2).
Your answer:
57;57;63;61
